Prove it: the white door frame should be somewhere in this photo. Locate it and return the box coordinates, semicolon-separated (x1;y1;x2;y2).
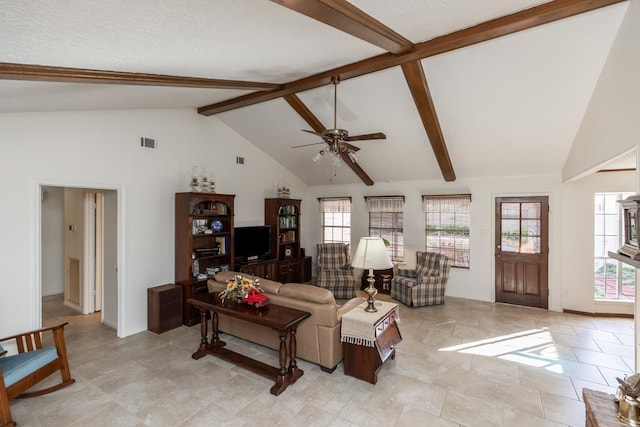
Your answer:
34;180;125;337
83;192;103;315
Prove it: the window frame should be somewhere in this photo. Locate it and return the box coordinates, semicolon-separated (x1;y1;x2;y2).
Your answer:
594;192;635;301
366;196;404;262
319;197;352;245
423;194;471;268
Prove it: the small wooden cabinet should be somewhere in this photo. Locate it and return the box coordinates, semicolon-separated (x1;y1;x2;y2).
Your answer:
278;258;299;283
300;256;312;282
147;284;182;333
343;305;402;384
175;192;235;325
176;279;209;326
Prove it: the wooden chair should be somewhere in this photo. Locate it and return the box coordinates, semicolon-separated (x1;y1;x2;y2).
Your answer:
0;323;75;427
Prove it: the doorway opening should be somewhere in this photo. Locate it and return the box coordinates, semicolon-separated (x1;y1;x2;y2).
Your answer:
39;185;120;333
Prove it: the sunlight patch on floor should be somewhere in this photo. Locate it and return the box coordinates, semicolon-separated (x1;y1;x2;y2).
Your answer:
438;327;565;372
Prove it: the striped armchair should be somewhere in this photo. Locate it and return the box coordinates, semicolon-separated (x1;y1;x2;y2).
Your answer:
316;243;356;299
390;252;451;307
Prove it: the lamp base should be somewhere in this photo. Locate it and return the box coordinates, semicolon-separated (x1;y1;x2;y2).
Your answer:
364;275;378;312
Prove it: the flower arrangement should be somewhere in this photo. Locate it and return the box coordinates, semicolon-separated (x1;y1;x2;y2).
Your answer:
219;275;261;301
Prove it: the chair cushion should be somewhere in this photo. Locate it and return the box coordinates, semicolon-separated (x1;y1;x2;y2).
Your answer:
1;347;58;387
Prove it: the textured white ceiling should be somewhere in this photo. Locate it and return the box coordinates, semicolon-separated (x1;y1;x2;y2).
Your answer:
0;0;630;185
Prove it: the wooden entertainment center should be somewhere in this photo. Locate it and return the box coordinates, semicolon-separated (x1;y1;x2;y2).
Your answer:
239;198;311;283
175;194;311;326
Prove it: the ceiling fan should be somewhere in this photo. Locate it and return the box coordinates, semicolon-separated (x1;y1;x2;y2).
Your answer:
291;76;386;163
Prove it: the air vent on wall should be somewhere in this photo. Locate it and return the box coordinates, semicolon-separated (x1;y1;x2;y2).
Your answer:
140;137;157;149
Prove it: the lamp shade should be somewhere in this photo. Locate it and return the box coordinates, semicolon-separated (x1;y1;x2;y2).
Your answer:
351;237;393;270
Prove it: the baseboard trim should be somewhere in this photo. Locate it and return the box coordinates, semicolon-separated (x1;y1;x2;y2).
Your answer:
562;309;633;319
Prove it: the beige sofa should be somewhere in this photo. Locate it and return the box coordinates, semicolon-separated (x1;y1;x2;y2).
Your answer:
207;271;365;372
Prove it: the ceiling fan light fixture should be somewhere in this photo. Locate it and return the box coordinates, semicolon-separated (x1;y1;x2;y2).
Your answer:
347;149;358;163
312;150;325;163
329;151;342;168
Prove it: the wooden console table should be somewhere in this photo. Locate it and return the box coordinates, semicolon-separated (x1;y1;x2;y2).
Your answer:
188;293;310;396
341;301;402;384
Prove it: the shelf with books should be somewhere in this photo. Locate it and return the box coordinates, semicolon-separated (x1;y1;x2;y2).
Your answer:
176;192;235;325
266;198;301;261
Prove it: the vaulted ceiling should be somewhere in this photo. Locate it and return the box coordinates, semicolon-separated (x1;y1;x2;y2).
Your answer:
0;0;630;186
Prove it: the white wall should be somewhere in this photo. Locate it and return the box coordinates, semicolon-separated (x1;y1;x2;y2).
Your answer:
562;1;639;181
0;108;307;337
308;173;564;311
562;170;635;315
41;186;64;296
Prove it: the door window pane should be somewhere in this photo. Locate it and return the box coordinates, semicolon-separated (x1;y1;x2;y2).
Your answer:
521;220;540;237
521;203;541;219
501;203;520;218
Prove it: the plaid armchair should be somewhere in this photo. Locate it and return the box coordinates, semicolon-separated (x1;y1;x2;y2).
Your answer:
390;252;451;307
316;243;356;299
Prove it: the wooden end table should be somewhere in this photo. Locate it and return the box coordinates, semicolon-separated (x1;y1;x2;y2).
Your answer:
341;301;402;384
188;293;310;396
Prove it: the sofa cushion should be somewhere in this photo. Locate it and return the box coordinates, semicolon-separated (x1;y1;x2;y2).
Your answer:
1;347;58;387
279;283;335;304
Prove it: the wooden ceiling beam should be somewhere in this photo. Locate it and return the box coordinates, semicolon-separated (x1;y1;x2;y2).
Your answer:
0;62;281;91
401;60;455;182
338;150;375;186
199;0;625;115
271;0;413;54
283;94;325;133
284;94;375;185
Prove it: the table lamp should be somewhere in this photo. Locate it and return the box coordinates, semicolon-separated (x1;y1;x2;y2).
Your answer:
351;237;393;312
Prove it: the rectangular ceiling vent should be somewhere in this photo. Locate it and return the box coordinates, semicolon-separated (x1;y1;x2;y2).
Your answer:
140;137;157;149
236;156;245;165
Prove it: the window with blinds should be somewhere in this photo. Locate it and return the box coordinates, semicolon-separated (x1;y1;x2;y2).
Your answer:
366;196;404;262
320;198;351;245
423;194;471;268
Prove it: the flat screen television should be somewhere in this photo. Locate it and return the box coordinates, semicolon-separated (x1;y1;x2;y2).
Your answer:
234;225;271;264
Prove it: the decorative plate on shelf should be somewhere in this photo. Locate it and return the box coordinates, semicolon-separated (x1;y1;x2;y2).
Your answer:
211;219;223;232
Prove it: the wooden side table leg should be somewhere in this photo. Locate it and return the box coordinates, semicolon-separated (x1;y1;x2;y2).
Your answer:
192;309;209;359
288;327;303;383
271;330;289;396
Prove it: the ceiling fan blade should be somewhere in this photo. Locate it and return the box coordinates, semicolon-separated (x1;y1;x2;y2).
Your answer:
291;141;326;149
339;151;374;186
302;129;326;138
343;132;386;141
339;142;361;152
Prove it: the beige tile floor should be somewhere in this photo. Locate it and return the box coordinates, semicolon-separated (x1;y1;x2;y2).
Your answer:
8;293;634;426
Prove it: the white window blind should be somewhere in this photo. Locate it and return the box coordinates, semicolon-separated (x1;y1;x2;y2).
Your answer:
366;196;404;262
320;198;351;244
423;194;471;268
